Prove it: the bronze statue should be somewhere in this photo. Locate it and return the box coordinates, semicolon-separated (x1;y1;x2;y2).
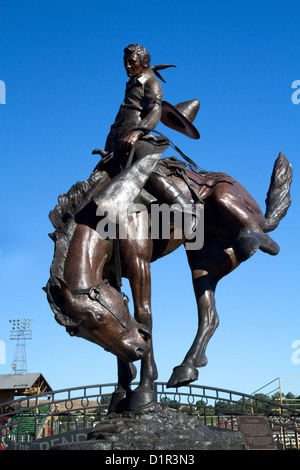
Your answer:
45;45;293;413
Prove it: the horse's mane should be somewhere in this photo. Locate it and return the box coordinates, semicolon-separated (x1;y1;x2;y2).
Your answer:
49;168;107;230
45;168;109;332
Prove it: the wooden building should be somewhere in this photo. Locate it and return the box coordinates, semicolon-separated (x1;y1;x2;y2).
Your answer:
0;373;52;403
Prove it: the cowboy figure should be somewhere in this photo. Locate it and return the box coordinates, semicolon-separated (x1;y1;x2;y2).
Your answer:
93;44;201;218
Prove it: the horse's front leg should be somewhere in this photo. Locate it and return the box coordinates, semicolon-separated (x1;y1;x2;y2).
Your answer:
125;254;158;409
120;213;158;410
108;359;137;413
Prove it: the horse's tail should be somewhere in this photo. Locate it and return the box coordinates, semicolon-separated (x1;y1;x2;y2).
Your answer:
264;152;293;233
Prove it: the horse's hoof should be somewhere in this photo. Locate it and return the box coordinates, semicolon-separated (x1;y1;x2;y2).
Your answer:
125;389;156;412
107;391;127;414
166;364;198;388
259;234;280;256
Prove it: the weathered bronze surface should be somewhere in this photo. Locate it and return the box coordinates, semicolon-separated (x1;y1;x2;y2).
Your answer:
45;45;293;413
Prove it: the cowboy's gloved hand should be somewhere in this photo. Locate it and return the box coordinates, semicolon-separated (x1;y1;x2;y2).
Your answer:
121;130;143;152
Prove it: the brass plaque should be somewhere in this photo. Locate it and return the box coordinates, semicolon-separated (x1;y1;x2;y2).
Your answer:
237;416;277;450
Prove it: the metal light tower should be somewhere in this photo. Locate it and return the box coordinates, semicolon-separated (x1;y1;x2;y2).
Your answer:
9;319;34;374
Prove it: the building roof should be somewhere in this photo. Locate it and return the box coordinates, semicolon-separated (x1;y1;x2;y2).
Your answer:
0;373;52;393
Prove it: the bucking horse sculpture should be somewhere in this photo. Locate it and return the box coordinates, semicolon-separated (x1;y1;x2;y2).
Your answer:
45;139;292;412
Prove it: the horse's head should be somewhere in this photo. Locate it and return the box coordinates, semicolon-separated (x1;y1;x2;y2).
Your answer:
58;278;150;363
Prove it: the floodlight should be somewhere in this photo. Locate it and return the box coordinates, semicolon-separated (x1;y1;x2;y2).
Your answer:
9;318;34;374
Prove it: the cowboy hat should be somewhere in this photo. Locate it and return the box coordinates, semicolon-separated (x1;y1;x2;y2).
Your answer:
160;99;200;139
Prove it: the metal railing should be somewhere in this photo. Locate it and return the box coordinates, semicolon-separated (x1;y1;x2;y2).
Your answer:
251;377;300;411
1;382;299;450
0;383;117;448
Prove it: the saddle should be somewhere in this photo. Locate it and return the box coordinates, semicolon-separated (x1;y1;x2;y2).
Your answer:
158;156;203;204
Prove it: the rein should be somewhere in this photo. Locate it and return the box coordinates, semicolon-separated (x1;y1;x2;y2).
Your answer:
130;126;206;174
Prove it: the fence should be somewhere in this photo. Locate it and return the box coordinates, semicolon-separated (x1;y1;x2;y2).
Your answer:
1;382;299;450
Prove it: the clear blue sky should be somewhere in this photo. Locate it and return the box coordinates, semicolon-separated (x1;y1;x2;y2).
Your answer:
1;0;299;397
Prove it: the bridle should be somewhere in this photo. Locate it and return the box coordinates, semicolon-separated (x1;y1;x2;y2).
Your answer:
70;279;131;352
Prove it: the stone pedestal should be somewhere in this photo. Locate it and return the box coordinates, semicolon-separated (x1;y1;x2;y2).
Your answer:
52;403;245;450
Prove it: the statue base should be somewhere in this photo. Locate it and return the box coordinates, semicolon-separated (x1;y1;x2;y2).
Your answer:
52;403;245;450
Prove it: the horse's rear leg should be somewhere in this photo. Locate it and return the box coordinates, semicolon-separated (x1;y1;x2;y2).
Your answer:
234;227;279;262
167;276;218;388
167;243;239;388
213;183;280;261
167;227;278;389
